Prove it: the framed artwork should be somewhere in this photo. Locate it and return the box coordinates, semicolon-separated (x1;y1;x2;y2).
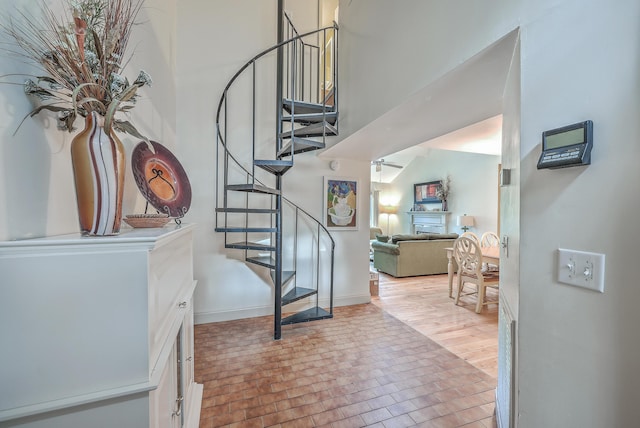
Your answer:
414;180;442;204
324;176;358;230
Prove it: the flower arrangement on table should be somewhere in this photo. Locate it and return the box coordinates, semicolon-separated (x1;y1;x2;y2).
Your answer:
2;0;151;137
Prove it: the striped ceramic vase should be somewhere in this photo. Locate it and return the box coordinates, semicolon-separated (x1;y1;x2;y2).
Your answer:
70;111;126;236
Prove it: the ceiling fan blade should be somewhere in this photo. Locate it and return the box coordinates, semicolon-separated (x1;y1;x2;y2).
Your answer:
372;159;403;171
383;163;403;169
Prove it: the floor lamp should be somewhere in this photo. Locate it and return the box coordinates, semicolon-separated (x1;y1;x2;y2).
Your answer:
379;204;398;235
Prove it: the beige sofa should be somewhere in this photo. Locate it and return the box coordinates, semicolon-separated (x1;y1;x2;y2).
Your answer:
372;233;458;277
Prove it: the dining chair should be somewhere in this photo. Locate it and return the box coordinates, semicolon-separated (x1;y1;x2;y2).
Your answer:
481;231;500;248
480;231;500;271
459;231;484;273
453;236;500;313
460;231;480;246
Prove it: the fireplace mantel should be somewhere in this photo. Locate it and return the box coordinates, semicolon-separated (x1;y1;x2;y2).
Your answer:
407;211;451;234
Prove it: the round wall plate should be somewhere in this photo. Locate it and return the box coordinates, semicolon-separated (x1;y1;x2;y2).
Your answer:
131;141;192;218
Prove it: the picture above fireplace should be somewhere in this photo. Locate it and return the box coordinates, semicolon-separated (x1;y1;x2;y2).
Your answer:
414;180;442;204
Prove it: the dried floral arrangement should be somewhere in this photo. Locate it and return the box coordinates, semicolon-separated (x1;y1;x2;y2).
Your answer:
436;175;451;201
1;0;151;137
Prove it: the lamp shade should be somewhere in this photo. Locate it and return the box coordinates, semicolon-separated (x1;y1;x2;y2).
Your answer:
379;204;398;215
457;215;474;227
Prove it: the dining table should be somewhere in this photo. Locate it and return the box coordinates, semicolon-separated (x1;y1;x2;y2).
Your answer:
444;246;500;298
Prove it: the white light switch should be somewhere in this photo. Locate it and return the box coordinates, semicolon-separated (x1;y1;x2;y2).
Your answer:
557;248;605;292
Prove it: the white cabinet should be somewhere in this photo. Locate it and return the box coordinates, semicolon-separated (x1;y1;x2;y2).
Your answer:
0;225;202;428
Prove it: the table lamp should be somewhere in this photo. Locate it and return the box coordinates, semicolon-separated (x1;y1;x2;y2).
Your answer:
457;214;474;232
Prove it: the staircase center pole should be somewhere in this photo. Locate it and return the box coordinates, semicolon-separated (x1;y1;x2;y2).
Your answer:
273;0;285;341
276;0;284;147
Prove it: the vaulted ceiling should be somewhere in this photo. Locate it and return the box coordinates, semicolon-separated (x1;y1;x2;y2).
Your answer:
320;31;518;183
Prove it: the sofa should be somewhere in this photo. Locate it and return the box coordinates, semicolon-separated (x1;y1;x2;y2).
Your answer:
370;227;384;260
371;232;459;277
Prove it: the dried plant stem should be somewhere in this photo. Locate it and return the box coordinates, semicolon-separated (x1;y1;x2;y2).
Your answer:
1;0;149;137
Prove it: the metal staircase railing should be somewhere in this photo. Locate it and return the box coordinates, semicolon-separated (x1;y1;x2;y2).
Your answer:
214;14;338;340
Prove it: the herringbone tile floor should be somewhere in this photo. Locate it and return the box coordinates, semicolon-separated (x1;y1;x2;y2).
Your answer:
195;274;498;427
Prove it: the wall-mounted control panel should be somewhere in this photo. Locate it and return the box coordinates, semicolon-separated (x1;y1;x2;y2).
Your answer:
557;248;605;292
537;120;593;169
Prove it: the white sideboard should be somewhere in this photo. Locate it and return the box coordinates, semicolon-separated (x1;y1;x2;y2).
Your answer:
407;211;452;234
0;225;202;428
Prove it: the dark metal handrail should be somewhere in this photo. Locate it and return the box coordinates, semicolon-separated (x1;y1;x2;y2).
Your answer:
283;195;335;249
215;24;338;149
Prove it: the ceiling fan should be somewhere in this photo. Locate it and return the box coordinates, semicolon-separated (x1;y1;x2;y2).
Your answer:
371;159;403;172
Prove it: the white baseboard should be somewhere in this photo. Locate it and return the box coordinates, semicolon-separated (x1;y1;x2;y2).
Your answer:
194;293;371;325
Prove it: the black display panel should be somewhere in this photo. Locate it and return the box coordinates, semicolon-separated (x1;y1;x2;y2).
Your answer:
537;120;593;169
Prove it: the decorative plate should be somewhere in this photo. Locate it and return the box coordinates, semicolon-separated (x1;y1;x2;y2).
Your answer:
131;141;192;218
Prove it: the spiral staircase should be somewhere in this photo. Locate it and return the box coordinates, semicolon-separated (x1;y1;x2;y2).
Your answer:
214;9;338;339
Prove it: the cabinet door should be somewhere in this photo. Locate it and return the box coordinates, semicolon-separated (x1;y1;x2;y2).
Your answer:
150;341;181;428
181;299;201;428
182;301;195;396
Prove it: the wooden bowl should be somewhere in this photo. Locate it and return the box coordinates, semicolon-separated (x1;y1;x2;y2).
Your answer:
123;214;171;228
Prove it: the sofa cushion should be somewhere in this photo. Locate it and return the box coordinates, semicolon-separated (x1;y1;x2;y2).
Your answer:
390;232;459;243
375;234;389;243
434;233;460;240
390;234;430;244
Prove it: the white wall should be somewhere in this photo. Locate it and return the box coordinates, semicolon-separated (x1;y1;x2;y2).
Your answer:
176;0;371;324
337;0;520;143
382;150;500;237
0;0;177;241
342;0;640;426
517;0;640;426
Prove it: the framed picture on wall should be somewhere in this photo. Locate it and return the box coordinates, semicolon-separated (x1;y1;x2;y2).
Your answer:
324;176;358;230
414;180;442;204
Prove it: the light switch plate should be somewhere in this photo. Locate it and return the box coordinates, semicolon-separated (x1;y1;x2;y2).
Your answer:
557;248;605;292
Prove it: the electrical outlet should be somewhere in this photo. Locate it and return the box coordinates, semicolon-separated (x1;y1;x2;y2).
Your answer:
557;248;605;293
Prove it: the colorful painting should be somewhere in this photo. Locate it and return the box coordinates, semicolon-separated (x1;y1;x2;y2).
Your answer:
414;180;442;204
324;177;358;230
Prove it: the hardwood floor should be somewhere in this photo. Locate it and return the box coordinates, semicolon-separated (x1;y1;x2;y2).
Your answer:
194;272;499;427
370;271;498;379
